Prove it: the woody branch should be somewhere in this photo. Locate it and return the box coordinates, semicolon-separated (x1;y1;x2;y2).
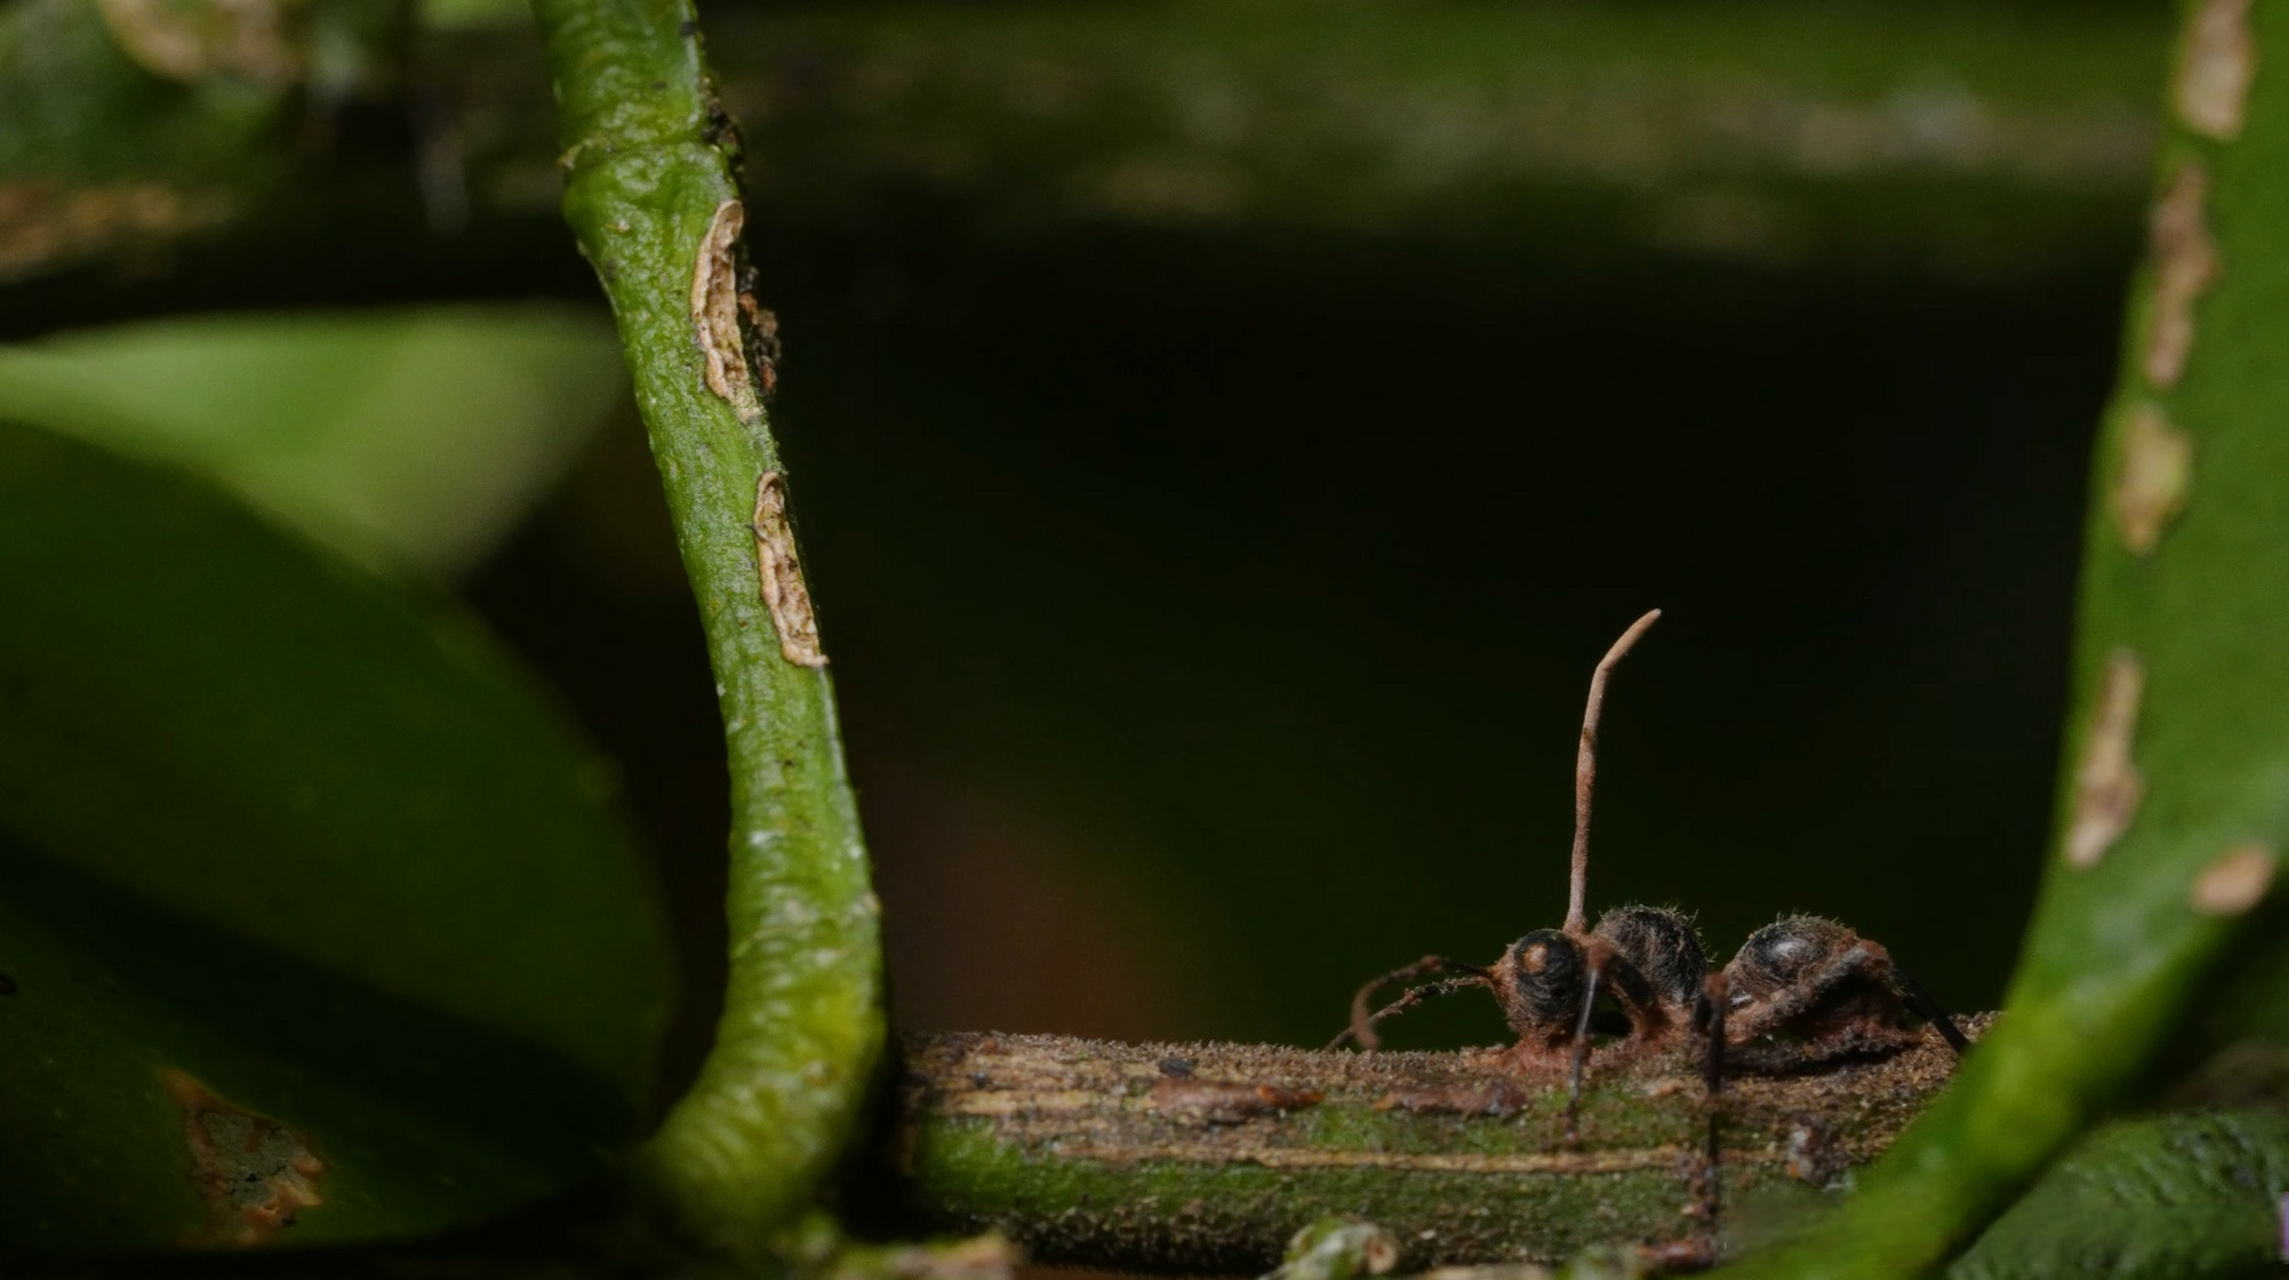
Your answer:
878;1027;1978;1273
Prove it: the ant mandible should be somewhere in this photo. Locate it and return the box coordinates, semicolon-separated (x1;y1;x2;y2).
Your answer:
1328;610;1968;1140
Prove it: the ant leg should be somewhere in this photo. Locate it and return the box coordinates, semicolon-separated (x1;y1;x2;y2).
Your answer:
1332;955;1488;1050
1726;942;1895;1044
1691;972;1729;1227
1895;971;1970;1055
1693;974;1728;1098
1564;960;1603;1146
1327;972;1490;1051
1562;944;1670;1147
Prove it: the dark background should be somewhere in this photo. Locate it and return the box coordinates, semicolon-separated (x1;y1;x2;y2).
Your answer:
478;209;2121;1069
9;0;2149;1082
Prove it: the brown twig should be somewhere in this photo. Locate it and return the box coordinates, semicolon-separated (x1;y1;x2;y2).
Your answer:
883;1023;1982;1273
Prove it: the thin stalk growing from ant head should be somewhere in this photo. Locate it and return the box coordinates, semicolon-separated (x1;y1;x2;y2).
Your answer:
1334;610;1668;1056
1565;608;1662;937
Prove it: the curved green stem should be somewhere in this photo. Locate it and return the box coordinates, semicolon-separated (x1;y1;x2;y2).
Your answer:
528;0;884;1257
1731;1;2289;1274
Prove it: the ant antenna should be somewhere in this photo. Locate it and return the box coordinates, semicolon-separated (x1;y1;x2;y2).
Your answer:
1564;608;1662;936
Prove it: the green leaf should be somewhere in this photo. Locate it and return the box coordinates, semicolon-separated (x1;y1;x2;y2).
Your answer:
0;420;673;1254
0;306;629;577
1950;1110;2289;1280
1729;2;2289;1275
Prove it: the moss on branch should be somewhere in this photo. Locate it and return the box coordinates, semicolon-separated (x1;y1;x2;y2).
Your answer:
882;1028;1979;1273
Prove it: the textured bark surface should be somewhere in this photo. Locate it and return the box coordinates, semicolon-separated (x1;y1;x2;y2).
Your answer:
888;1026;1982;1273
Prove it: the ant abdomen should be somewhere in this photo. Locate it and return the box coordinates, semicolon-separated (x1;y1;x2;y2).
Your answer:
1725;915;1858;1005
1721;914;1969;1055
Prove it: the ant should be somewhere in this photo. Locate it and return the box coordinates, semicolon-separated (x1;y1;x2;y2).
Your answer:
1328;609;1968;1143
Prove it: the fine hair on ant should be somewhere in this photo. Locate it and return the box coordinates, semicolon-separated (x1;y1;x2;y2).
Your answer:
1328;609;1969;1146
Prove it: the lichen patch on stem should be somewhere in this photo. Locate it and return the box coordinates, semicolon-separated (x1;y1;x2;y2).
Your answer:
160;1069;325;1249
2175;0;2256;140
2112;403;2195;555
2065;651;2146;869
2191;844;2276;915
754;471;828;667
690;199;762;423
2145;163;2220;390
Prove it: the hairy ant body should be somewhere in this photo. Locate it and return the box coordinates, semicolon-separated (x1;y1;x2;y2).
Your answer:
1329;610;1966;1135
1718;916;1969;1062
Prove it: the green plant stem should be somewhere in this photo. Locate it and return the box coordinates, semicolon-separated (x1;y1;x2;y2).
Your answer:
527;0;883;1258
1729;1;2289;1275
885;1031;1972;1271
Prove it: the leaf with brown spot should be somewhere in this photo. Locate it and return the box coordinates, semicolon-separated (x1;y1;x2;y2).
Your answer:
162;1071;325;1249
0;423;672;1254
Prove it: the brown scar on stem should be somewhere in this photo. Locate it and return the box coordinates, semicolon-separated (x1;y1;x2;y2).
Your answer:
2144;164;2220;390
160;1069;324;1249
690;199;762;423
2176;0;2256;141
1149;1078;1323;1125
753;471;828;667
2111;403;2195;555
2066;651;2146;869
2191;843;2276;915
738;275;782;402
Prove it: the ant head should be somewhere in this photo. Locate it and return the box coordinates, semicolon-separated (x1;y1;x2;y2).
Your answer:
1729;916;1857;1001
1591;905;1708;1008
1494;928;1588;1039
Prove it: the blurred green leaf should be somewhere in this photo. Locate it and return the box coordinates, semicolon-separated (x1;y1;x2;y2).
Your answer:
0;305;628;577
1949;1110;2289;1280
0;419;673;1255
1727;2;2289;1275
